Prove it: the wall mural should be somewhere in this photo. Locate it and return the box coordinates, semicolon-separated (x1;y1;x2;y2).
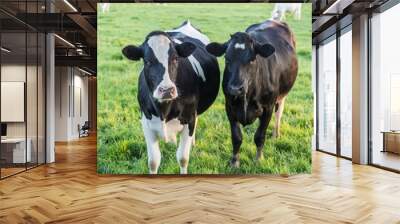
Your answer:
97;3;312;175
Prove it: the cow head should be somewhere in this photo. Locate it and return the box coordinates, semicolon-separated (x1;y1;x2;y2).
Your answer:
206;32;275;97
122;31;196;102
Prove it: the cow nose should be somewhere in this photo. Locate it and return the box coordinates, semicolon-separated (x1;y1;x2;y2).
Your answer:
159;86;177;99
228;85;244;96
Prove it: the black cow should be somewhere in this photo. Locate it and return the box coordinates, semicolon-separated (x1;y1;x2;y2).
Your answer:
206;20;298;167
122;21;220;174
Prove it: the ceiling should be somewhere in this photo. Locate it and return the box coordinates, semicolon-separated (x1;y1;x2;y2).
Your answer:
312;0;391;44
0;0;97;75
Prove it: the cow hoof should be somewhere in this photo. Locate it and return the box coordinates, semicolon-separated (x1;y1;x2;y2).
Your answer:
180;168;188;174
230;159;240;168
256;151;264;161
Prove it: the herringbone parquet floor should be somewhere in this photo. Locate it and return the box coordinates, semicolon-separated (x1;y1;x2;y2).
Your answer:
1;135;400;224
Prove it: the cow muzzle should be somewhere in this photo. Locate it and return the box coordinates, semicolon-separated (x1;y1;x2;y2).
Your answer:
155;85;178;101
228;84;245;97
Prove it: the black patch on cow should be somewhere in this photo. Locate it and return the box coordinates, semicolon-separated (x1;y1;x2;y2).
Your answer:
255;43;275;58
122;45;143;61
206;42;227;57
176;42;196;57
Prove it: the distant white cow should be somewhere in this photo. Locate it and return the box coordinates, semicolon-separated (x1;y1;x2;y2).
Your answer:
99;3;110;13
271;3;302;21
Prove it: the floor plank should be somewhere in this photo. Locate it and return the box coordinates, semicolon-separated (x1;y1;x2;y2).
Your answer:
1;135;400;223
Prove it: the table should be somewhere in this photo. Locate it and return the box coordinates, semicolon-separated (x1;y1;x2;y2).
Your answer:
381;131;400;154
1;138;31;163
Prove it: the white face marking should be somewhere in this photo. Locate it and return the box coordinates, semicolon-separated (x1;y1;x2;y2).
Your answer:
168;20;210;45
234;43;246;50
147;35;178;101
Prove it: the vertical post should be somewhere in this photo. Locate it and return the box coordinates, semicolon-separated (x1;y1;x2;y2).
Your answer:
25;1;28;170
313;45;319;150
36;0;39;167
352;14;369;164
0;21;2;179
336;29;341;157
367;11;373;165
46;1;55;163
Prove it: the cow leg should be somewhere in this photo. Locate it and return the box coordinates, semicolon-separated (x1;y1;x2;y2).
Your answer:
273;96;286;138
295;8;301;20
281;10;286;20
176;120;195;174
141;117;161;174
254;106;274;161
230;120;243;168
192;116;198;146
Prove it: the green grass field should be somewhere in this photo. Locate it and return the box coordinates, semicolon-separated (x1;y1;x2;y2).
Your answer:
97;3;313;175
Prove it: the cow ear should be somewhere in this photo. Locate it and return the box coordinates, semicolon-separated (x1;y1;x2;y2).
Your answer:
206;42;227;57
255;43;275;58
176;42;196;57
122;45;143;61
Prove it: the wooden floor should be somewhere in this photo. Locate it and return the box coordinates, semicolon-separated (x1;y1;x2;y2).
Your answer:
1;135;400;223
373;150;400;171
0;167;26;178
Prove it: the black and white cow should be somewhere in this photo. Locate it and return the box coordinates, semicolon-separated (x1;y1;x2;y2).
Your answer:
122;21;220;174
206;20;298;167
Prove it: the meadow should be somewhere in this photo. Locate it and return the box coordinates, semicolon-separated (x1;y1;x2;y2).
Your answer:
97;3;313;174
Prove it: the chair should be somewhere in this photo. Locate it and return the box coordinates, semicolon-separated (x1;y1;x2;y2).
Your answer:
79;121;90;138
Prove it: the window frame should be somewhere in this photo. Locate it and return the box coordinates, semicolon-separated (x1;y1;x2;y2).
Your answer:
315;23;352;160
